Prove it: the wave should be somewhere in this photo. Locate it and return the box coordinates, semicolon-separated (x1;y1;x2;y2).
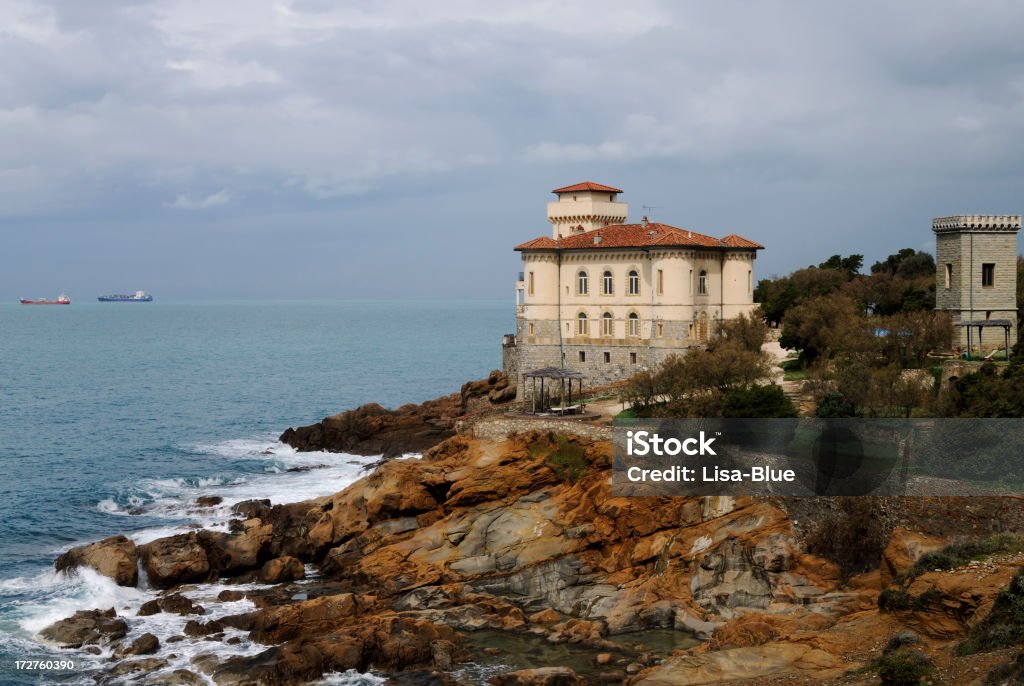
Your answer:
1;435;403;684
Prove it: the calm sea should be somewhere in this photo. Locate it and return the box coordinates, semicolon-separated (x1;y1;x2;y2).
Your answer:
0;300;510;685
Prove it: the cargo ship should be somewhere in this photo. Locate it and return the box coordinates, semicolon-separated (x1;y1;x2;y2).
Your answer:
98;290;153;302
20;293;71;305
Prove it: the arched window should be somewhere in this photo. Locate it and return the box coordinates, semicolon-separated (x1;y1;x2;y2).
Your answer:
577;312;588;335
601;311;614;336
577;270;588;295
698;270;707;295
602;270;613;295
628;312;639;337
628;270;640;295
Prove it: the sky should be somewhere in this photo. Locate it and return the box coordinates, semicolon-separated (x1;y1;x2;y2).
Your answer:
2;0;1024;299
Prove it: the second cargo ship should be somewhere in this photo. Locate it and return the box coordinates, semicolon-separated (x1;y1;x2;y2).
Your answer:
98;290;153;302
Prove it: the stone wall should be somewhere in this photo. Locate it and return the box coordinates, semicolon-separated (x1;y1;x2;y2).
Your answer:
935;229;1018;347
466;416;612;442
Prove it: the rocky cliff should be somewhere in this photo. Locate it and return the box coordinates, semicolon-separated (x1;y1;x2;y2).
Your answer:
279;371;516;457
50;427;1024;685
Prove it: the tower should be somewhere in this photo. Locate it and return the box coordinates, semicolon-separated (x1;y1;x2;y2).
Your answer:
933;214;1021;350
547;182;628;239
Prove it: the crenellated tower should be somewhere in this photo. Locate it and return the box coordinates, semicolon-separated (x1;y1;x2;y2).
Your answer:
547;182;628;239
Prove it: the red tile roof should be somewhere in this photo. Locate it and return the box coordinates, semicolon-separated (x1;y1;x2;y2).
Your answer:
514;223;763;251
721;233;766;249
551;181;623;194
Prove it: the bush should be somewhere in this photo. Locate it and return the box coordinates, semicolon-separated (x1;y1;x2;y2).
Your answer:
542;436;588;483
878;588;912;612
722;384;798;418
958;569;1024;654
872;649;935;686
804;497;886;577
814;391;857;418
897;534;1024;584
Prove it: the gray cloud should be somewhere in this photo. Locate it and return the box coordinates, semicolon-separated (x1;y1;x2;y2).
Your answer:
1;0;1023;298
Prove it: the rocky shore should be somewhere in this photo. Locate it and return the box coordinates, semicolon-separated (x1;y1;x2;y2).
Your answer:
44;377;1024;685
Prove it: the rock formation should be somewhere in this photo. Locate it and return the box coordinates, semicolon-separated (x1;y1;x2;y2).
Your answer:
278;370;515;456
46;427;1024;685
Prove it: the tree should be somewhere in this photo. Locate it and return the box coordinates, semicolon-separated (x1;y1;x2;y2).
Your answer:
780;293;869;363
871;248;935;279
713;309;768;353
818;254;864;277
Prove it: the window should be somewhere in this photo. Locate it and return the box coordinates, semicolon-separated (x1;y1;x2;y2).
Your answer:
628;312;639;337
528;271;535;296
628;270;640;295
577;270;589;295
945;264;953;289
656;322;664;338
688;323;695;339
579;350;586;362
982;263;995;287
601;311;614;336
603;351;611;363
748;270;752;293
602;270;613;295
689;269;693;294
528;322;535;335
577;312;588;335
629;352;637;365
657;269;664;295
698;270;707;295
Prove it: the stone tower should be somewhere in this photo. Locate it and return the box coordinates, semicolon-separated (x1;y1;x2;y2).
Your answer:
933;214;1021;350
546;182;628;239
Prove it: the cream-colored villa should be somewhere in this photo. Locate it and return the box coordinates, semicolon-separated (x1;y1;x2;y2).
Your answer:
503;182;764;391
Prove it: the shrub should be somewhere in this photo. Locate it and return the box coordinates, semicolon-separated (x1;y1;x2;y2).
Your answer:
804;497;887;577
814;391;857;418
878;588;912;612
722;384;798;418
543;436;588;483
872;649;935;686
958;569;1024;655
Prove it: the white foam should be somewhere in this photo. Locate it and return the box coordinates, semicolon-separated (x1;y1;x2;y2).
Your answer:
5;435;395;684
318;670;387;685
11;568;148;636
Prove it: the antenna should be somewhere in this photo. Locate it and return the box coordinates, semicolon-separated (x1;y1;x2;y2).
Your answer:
642;205;662;220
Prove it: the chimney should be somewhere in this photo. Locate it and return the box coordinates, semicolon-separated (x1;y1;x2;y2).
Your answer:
593;234;603;245
641;215;648;228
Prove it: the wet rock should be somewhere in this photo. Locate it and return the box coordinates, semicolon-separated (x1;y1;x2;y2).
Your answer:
183;619;224;637
54;535;138;587
217;589;246;602
39;608;127;648
231;499;270;520
195;495;223;507
258;555;306;584
529;609;563;625
127;632;160;655
147;669;206;685
138;533;211;589
107;657;168;677
138;593;205;617
489;667;589;686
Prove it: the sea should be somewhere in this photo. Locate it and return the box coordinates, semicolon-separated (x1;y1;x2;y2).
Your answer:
0;299;510;685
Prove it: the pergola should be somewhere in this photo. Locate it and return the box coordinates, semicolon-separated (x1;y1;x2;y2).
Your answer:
523;367;586;414
958;319;1013;360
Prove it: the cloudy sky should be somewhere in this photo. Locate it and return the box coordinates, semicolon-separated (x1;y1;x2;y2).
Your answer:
2;0;1023;299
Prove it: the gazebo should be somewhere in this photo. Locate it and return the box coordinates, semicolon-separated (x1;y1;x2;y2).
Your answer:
958;319;1013;360
523;367;586;415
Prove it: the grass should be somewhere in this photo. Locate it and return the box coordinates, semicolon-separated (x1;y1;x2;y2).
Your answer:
529;434;589;483
779;358;809;381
